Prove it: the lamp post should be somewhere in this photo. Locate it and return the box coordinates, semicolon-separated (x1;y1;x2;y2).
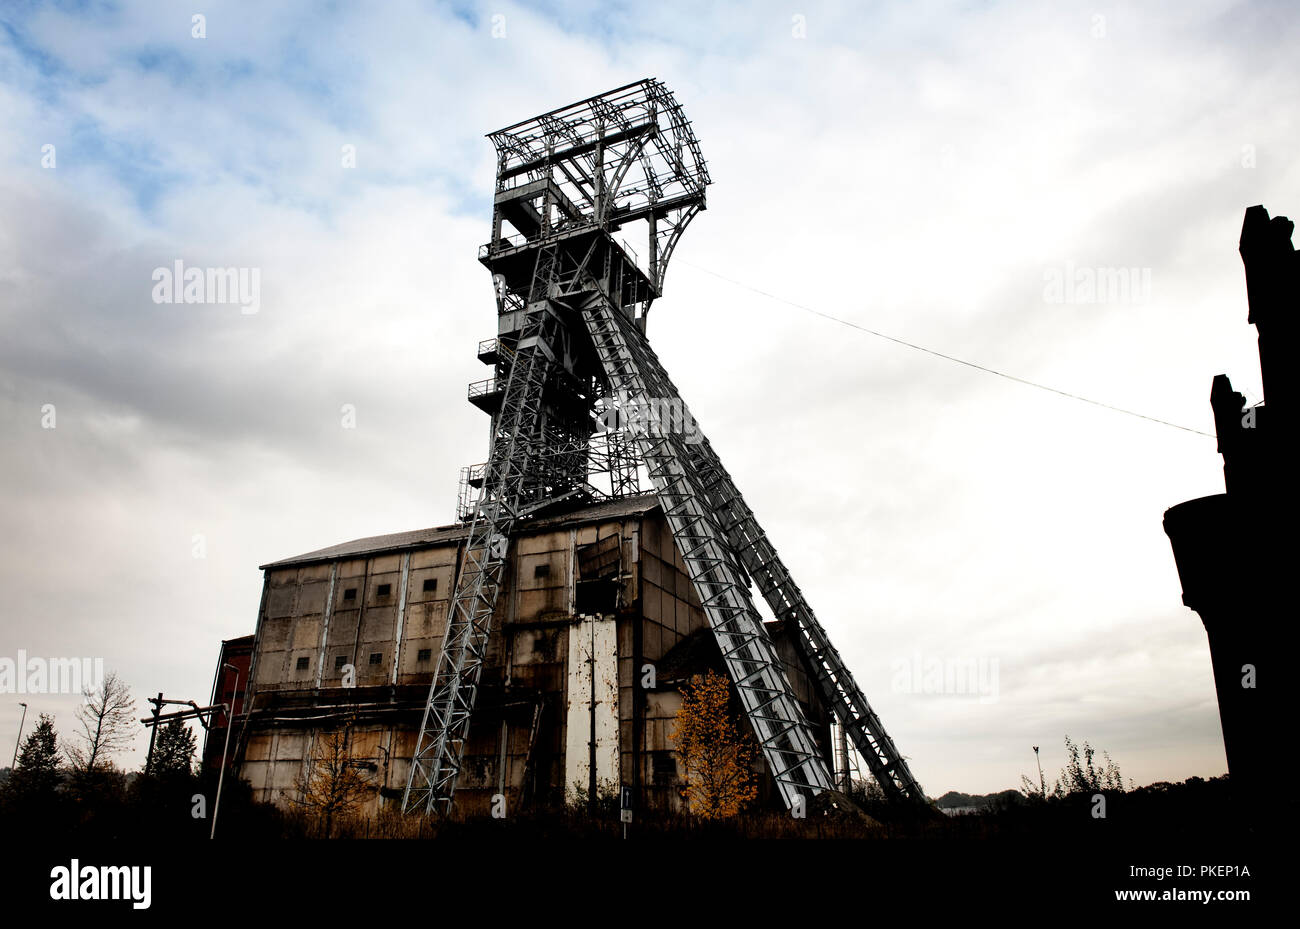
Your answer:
12;702;28;769
1033;745;1045;797
210;664;239;840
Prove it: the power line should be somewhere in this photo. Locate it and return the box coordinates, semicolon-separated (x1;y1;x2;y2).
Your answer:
678;258;1215;438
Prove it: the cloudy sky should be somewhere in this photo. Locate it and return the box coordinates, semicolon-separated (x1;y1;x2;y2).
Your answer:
1;0;1295;796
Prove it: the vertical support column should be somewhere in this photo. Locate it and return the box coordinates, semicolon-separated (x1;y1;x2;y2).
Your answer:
594;132;606;224
837;722;850;793
579;291;832;809
314;563;338;691
391;552;410;686
648;210;659;293
404;296;565;815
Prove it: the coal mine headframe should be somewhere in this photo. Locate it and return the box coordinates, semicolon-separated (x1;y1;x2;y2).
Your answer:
401;78;928;816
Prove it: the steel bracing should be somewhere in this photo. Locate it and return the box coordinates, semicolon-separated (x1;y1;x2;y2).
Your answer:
403;79;925;815
601;329;927;802
402;285;567;814
576;290;832;806
687;444;927;801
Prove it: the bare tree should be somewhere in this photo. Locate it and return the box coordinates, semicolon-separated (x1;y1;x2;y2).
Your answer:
65;670;137;775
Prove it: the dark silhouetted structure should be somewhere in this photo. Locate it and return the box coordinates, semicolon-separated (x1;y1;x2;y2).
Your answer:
1164;205;1297;818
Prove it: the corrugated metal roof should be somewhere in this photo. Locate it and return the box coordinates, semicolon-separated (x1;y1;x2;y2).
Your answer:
259;493;661;570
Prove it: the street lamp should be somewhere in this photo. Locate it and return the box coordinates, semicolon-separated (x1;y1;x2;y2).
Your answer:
210;663;240;840
11;702;28;769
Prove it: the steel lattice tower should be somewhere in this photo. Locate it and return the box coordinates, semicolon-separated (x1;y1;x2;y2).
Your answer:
403;79;927;815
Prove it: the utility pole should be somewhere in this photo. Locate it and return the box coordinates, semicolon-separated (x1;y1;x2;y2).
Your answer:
11;702;28;768
145;693;211;773
211;663;240;840
144;692;164;774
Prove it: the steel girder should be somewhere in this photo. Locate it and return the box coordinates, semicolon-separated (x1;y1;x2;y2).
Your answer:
402;284;565;815
605;332;928;803
686;445;927;803
575;289;833;809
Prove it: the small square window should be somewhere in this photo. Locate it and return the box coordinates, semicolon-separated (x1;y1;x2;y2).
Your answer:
369;652;382;665
417;648;432;662
334;655;348;670
533;563;551;579
423;578;437;593
377;583;391;597
295;657;310;671
343;588;357;601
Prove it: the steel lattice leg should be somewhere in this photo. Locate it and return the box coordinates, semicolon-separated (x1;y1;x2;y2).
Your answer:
577;292;833;810
688;443;927;802
587;303;928;806
403;296;563;815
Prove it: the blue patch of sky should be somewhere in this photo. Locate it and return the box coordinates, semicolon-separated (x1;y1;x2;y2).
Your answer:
5;1;522;223
66;116;188;215
216;57;256;83
133;44;197;83
0;19;67;97
272;34;373;134
511;0;756;55
439;0;480;30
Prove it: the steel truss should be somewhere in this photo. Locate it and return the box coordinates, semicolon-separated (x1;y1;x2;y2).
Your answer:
601;326;927;803
404;79;924;815
403;259;567;814
574;288;832;806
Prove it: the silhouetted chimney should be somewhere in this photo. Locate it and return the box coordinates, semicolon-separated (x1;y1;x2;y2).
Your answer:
1239;205;1298;423
1162;205;1296;823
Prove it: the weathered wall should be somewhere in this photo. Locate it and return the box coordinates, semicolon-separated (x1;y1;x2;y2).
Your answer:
627;513;708;812
562;613;619;801
252;545;463;696
234;504;817;820
238;509;660;817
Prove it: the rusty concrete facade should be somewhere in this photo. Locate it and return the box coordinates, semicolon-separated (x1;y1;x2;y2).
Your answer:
232;495;833;818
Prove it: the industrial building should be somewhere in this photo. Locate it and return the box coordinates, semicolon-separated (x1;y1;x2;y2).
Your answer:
226;494;832;817
217;79;923;821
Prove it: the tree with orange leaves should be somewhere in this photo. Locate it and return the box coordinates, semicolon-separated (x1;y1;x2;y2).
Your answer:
669;670;758;819
288;724;375;836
